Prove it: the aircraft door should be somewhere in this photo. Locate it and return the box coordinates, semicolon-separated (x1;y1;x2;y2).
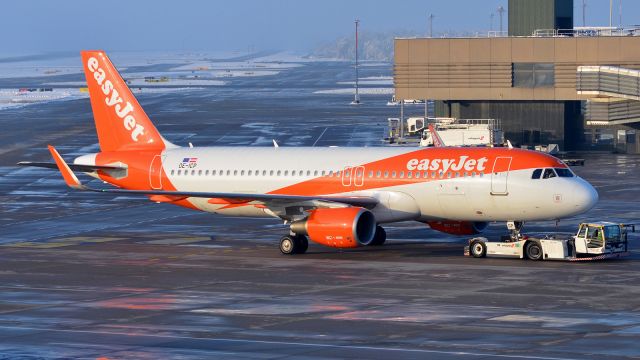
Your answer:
342;166;353;186
354;166;365;186
149;154;164;190
490;157;512;195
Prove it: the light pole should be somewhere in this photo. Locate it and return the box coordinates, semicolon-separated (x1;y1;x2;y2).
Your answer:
497;6;505;34
490;12;494;32
351;19;361;105
428;13;435;37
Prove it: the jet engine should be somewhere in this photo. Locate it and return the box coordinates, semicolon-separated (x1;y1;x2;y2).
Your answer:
427;220;489;235
290;207;376;248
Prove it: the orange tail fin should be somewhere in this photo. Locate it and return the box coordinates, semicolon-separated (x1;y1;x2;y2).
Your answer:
81;50;168;152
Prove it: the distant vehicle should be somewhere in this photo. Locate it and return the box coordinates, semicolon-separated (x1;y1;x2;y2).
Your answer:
19;51;598;255
419;118;503;147
386;117;503;147
386;96;425;106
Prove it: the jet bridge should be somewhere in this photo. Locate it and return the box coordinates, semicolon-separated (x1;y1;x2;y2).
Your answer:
577;66;640;125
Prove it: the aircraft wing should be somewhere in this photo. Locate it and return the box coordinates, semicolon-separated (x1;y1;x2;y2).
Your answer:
43;145;379;209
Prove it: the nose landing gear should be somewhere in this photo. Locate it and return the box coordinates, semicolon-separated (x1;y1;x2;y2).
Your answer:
507;221;524;242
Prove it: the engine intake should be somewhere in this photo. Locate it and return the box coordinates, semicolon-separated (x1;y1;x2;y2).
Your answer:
291;207;376;248
427;220;489;235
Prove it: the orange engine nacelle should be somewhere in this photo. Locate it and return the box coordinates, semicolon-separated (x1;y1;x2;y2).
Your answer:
427;220;489;236
290;207;376;248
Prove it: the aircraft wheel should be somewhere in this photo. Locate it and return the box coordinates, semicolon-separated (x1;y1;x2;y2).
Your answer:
470;240;487;258
280;236;296;255
525;241;543;261
294;235;308;254
369;226;387;246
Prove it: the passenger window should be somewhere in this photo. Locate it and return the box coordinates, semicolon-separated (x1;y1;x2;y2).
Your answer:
407;171;412;179
384;171;389;178
392;171;397;178
171;170;175;175
555;168;574;177
191;170;196;175
357;169;363;177
270;170;274;176
447;172;452;178
542;168;556;179
247;170;252;176
455;172;460;178
307;170;311;176
314;170;318;176
439;171;444;178
198;170;202;176
240;170;245;176
284;170;289;176
328;170;333;177
205;170;209;175
277;170;281;176
176;170;181;175
368;170;373;178
531;169;542;179
399;171;404;178
344;170;350;177
321;170;325;176
212;170;216;176
234;170;238;176
376;170;381;177
415;172;420;179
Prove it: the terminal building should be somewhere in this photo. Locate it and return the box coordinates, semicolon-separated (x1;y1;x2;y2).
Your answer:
393;0;640;153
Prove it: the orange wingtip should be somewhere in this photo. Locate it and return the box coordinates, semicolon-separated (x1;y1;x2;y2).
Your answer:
47;145;82;189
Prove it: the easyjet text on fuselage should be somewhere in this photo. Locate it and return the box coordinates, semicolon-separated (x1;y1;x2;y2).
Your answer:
406;156;489;173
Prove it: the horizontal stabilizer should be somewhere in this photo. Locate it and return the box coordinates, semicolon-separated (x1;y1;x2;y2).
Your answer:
17;161;125;173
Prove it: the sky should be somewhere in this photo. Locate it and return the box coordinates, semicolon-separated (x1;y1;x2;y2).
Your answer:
1;0;637;54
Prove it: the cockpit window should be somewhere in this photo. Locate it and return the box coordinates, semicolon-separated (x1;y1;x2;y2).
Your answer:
531;169;542;179
555;168;574;177
542;168;556;179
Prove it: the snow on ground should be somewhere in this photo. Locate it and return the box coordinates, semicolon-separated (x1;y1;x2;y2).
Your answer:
211;70;280;78
314;88;394;95
338;76;393;86
125;79;225;87
0;87;202;111
0;51;237;79
170;61;301;72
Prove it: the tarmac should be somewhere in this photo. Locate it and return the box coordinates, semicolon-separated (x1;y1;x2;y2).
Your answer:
0;53;639;359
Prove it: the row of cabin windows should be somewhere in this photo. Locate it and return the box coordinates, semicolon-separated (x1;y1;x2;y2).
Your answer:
170;168;485;179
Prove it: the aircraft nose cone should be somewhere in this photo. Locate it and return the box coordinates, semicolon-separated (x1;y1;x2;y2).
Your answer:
573;179;598;214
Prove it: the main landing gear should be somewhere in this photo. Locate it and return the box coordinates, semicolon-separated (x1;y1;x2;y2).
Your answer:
279;234;309;255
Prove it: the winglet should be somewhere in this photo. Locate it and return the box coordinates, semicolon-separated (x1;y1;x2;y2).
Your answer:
47;145;84;189
428;124;445;147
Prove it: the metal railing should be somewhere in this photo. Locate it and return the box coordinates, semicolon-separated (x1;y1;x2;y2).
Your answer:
533;26;640;37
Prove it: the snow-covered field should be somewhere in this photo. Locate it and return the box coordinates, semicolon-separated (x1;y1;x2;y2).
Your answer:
314;88;394;95
0;87;201;110
338;76;393;86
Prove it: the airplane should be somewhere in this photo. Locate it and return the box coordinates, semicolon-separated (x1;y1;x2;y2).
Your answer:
18;51;599;255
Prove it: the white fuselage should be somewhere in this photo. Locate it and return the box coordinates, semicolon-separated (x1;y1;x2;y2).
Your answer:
133;146;598;223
